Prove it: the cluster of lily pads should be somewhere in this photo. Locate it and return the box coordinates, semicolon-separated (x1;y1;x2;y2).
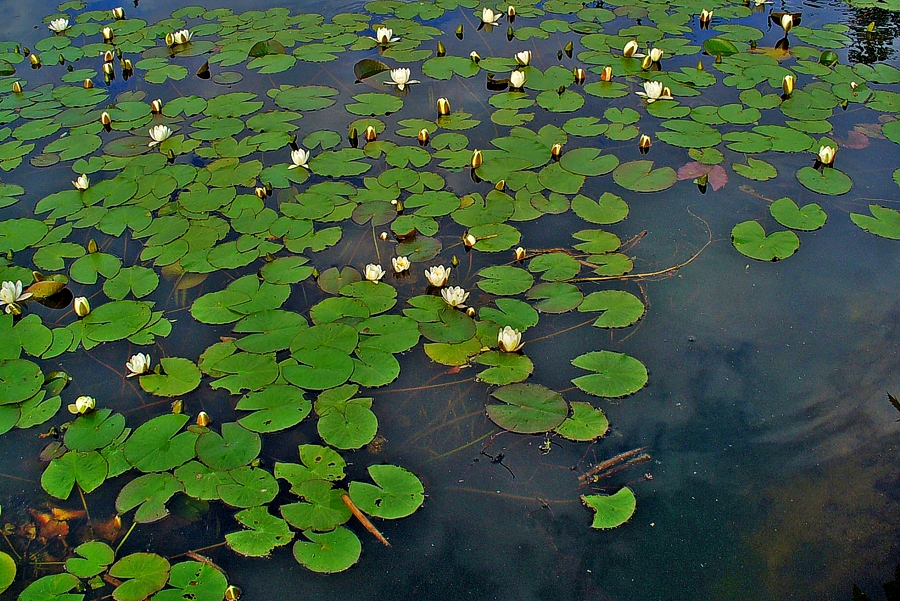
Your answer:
1;0;900;596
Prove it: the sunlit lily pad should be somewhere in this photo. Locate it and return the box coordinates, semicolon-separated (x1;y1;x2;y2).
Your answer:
731;221;800;261
770;197;827;231
796;166;852;195
293;527;361;573
109;553;170;601
226;506;294;558
582;487;636;529
348;464;424;519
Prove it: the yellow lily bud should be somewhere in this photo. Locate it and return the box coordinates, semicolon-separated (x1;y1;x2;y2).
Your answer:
102;62;114;76
112;7;126;19
83;78;94;89
348;126;358;146
550;143;562;159
600;66;613;82
103;50;115;62
463;232;477;248
102;26;114;42
417;128;430;145
29;54;41;67
623;40;639;58
641;55;652;70
196;411;211;427
255;187;267;199
782;74;795;96
573;67;586;84
639;134;651;154
781;14;793;33
471;149;483;169
74;296;91;317
100;111;111;126
437;97;451;116
151;98;163;114
12;81;22;93
364;125;377;141
514;247;526;261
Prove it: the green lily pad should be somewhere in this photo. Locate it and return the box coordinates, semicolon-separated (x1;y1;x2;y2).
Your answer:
571;351;648;398
487;383;568;434
17;573;82;601
582;487;636;529
477;265;533;295
526;282;584;313
64;408;125;452
41;450;108;499
281;480;352;532
292;527;361;574
733;157;777;181
109;553;170;601
770;197;827;231
115;472;183;523
196;423;261;470
0;359;43;405
226;506;294;557
236;385;311;433
850;205;900;240
64;541;114;580
613;160;677;192
139;357;201;397
348;464;425;519
554;401;609;441
579;291;644;327
731;221;800;261
796;166;852;195
152;561;228;601
476;351;534;385
123;413;198;473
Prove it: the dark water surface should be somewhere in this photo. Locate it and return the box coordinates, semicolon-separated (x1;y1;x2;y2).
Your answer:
2;0;900;600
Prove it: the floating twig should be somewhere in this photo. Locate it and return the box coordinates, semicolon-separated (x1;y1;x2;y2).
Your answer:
341;494;390;546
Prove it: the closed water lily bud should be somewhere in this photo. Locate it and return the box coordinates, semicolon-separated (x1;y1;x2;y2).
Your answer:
697;60;704;71
564;41;574;58
470;50;481;63
573;67;586;83
550;143;562;159
255;187;267;199
68;395;96;415
113;6;125;19
364;125;377;142
471;149;483;169
495;179;506;191
122;58;133;72
224;585;242;601
12;81;21;93
102;26;114;42
507;5;516;18
600;66;613;82
639;134;651;154
640;55;652;70
380;232;389;241
699;9;712;28
780;14;793;33
514;247;526;261
437;97;451;116
456;24;464;39
466;307;476;317
196;411;211;427
100;111;111;126
171;400;184;414
817;145;836;166
151;98;163;113
29;53;41;67
850;81;858;90
437;41;446;57
417;128;430;145
104;50;115;62
348;126;358;147
165;32;175;47
463;232;477;248
74;296;90;317
102;62;114;76
782;74;794;96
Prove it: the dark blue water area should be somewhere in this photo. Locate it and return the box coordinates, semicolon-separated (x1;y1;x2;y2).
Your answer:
2;0;900;600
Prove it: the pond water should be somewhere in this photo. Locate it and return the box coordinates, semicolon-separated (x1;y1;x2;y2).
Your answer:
1;0;900;600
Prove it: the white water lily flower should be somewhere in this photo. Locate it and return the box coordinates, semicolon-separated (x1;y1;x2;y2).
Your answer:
365;264;386;282
0;280;32;314
480;7;501;25
73;174;90;190
498;326;525;352
126;353;151;377
148;124;172;147
441;286;469;308
817;145;836;165
67;395;96;415
374;27;399;44
509;70;526;89
635;81;672;103
173;29;192;45
649;47;664;62
392;256;410;273
48;18;70;33
425;265;451;287
288;148;309;169
384;68;419;91
515;50;531;66
623;40;641;58
780;14;793;33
